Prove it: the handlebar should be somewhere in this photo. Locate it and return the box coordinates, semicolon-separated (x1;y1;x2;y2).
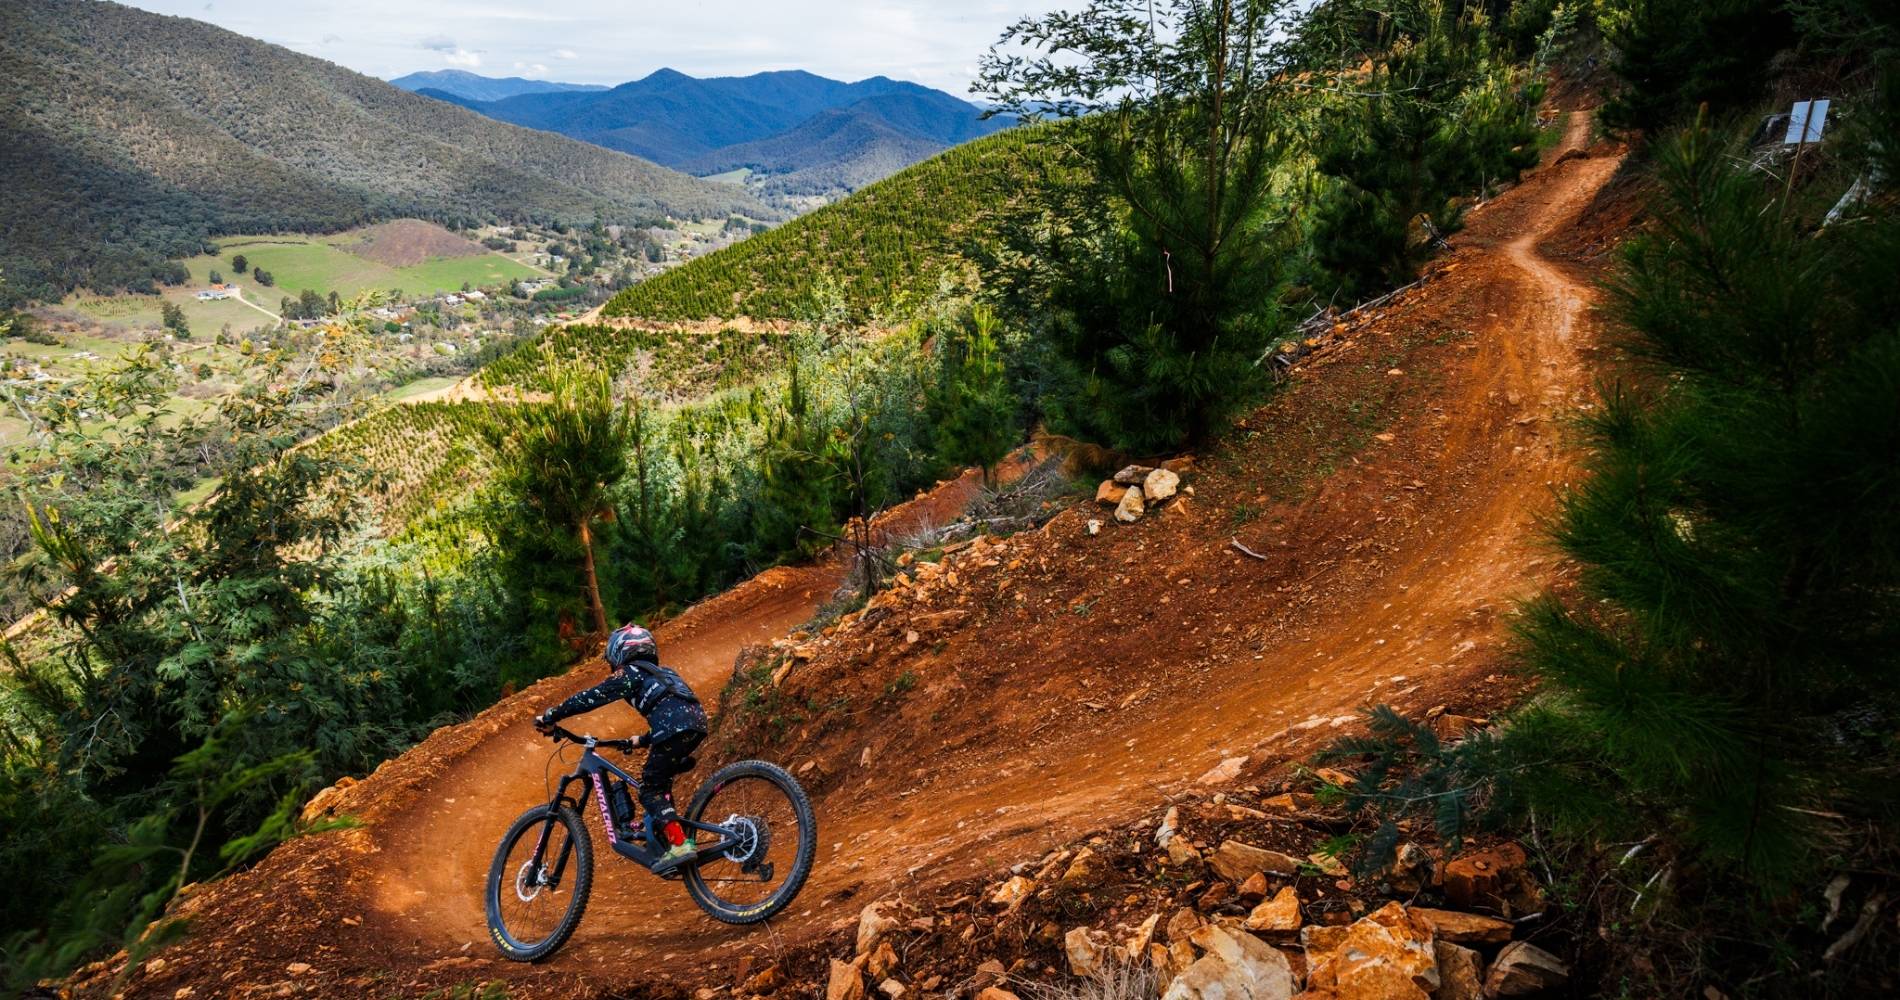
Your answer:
545;724;638;753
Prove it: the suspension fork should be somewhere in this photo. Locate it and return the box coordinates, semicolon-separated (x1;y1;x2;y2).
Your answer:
530;775;586;886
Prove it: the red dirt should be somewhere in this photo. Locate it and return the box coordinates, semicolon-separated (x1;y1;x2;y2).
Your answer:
341;219;488;267
106;112;1626;1000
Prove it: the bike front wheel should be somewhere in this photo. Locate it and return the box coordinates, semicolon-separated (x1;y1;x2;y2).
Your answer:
485;802;593;961
683;760;816;924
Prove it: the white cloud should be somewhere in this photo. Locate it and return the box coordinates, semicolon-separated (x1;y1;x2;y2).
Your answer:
118;1;1071;94
513;61;549;77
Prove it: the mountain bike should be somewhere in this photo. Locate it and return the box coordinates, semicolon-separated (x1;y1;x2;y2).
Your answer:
484;724;816;961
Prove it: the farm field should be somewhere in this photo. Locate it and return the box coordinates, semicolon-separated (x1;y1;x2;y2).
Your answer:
185;226;542;301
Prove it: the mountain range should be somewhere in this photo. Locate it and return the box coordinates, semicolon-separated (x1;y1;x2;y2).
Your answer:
0;0;764;305
417;68;1012;198
389;69;608;103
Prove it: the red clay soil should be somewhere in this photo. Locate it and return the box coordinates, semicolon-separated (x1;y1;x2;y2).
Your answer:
100;113;1626;1000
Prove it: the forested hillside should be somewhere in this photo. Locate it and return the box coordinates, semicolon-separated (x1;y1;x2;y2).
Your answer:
388;69;607;102
0;0;766;306
606;128;1058;320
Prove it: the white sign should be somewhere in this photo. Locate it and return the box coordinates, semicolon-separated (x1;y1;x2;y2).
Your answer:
1785;99;1830;144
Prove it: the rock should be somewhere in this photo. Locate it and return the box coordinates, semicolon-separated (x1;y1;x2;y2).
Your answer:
877;982;905;999
1144;468;1181;502
1388;842;1437;893
1211;840;1304;882
1481;942;1567;997
990;875;1035;909
866;939;900;981
973;959;1008;986
1197;755;1248;786
1127;913;1162;957
1307;852;1349;877
1409;908;1513;946
1300;924;1349;955
1303;901;1440;1000
1442;844;1542;916
1237;872;1271;904
857;901;902;956
1114;464;1155;485
1066;926;1118;978
1115;487;1146;523
1096;480;1125;504
1244;887;1303;933
1155;805;1181;847
827;959;867;1000
1163;924;1297;1000
742;964;785;993
1432;941;1485;1000
1162;456;1197;474
1167;837;1202;866
285;962;312;975
1197;881;1232;911
1434;715;1486;741
1061;847;1111;889
1087;519;1103;536
976;989;1022;1000
1260;792;1318;814
1167;906;1206;944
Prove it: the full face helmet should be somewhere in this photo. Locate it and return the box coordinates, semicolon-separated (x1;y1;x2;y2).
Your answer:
605;623;659;669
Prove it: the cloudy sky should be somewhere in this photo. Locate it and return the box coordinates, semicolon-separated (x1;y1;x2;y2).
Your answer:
119;1;1067;95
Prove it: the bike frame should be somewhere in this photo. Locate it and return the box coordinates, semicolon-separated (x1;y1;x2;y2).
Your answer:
535;727;740;873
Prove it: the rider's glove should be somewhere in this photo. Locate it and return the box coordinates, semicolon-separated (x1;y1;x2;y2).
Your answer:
631;733;649;749
532;712;556;734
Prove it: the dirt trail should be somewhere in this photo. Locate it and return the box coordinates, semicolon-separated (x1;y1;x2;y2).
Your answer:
117;113;1624;999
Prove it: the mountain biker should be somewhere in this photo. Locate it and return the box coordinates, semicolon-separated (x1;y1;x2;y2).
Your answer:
533;623;708;873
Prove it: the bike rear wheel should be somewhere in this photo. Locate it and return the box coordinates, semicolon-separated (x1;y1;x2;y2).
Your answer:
485;803;592;961
682;760;816;924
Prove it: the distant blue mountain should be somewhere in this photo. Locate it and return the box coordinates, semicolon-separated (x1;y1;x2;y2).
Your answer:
417;68;1011;195
389;69;607;103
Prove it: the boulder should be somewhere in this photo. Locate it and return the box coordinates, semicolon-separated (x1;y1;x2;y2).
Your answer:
878;980;905;999
826;959;866;1000
1244;887;1303;933
989;875;1035;910
866;939;900;981
1144;468;1181;502
1126;912;1162;958
1114;464;1155;485
1197;755;1248;786
1061;847;1111;889
1166;906;1206;944
1096;480;1125;505
1431;941;1485;1000
1167;837;1202;866
1066;926;1118;978
857;901;902;956
1303;901;1440;1000
1162;924;1297;1000
1115;487;1146;523
1481;942;1567;997
1211;840;1304;882
1237;872;1271;904
1442;844;1542;916
1409;908;1513;946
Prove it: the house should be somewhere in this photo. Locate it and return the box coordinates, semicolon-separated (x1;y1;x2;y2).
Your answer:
463;289;486;301
195;284;234;301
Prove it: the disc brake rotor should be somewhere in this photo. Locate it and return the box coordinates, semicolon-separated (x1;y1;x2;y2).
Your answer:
719;814;770;869
514;860;546;902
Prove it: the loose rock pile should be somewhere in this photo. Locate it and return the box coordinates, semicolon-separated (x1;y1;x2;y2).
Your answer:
1094;461;1192;526
732;762;1570;1000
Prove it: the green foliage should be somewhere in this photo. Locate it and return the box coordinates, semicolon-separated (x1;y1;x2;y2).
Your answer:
159;300;190;337
231;254;248;274
1306;1;1543;298
478;363;634;639
1595;0;1792;133
923;304;1022;482
598;129;1058;325
977;0;1304;452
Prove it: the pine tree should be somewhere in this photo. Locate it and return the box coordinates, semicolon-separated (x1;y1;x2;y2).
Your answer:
926;305;1021;483
478;362;633;640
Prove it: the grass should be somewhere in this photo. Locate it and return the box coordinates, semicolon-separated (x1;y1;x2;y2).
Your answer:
181;231;540;300
381;376;459;402
701;168;753;185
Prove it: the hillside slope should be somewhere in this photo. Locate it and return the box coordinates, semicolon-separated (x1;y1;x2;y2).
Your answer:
95;112;1627;1000
389;69;607;102
0;0;765;304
